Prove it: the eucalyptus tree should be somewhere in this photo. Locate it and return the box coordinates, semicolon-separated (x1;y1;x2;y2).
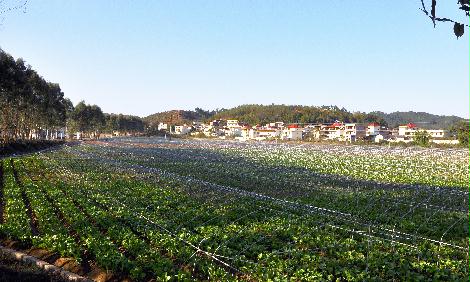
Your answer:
0;48;69;143
104;113;144;135
68;101;105;139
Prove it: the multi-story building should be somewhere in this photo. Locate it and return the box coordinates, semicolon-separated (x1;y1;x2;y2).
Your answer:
302;124;322;141
344;123;366;142
158;122;169;131
366;122;381;136
320;122;344;140
394;123;448;141
249;128;281;140
281;125;303;140
398;123;418;137
174;125;192;135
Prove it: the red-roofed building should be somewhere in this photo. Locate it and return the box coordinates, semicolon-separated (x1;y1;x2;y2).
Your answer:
282;126;303;140
332;121;343;127
396;123;420;141
320;122;345;140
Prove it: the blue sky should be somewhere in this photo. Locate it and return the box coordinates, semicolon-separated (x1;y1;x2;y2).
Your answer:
0;0;468;118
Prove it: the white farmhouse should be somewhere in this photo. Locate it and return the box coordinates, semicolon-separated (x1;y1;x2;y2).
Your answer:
320;122;344;140
343;123;366;142
303;125;322;141
249;128;281;140
398;123;418;137
426;129;448;139
366;122;381;136
395;123;449;141
281;125;303;140
158;122;169;131
203;125;224;137
374;134;385;143
174;125;192;135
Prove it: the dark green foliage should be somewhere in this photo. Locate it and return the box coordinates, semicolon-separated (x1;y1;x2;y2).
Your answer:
1;141;467;281
67;101;105;138
145;106;467;135
450;121;470;146
104;114;144;134
413;130;431;146
212;105;388;126
371;111;466;130
0;49;69;144
144;109;219;126
0;140;64;157
212;104;348;125
145;105;387;127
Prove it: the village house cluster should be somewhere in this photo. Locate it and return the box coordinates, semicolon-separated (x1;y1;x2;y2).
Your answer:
158;120;459;144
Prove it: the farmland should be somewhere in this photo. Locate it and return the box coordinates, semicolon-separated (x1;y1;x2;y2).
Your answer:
0;137;468;281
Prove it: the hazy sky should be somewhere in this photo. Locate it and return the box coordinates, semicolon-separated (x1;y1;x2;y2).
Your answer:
0;1;468;118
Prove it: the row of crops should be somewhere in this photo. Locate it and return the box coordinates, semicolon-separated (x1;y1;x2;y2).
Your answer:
0;137;468;281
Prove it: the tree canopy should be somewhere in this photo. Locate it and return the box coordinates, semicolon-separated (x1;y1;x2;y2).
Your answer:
210;104;388;126
413;130;431;146
0;48;70;143
450;121;469;146
67;101;105;138
104;113;145;134
371;111;466;130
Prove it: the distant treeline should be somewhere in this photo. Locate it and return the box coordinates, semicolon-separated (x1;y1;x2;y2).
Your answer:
144;105;387;127
211;104;387;126
67;101;145;138
145;105;468;132
144;108;219;127
371;111;466;130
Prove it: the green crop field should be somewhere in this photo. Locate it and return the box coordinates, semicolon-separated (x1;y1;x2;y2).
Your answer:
0;137;468;281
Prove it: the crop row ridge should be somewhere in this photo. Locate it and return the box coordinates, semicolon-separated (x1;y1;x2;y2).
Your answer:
10;159;39;237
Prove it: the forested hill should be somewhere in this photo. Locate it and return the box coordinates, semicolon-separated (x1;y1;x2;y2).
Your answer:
370;111;467;129
144;109;215;125
211;105;387;125
145;105;467;129
145;105;387;126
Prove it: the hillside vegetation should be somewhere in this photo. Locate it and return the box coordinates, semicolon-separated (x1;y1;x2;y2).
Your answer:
211;105;385;125
145;105;387;126
371;111;466;129
144;109;215;126
144;104;467;129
